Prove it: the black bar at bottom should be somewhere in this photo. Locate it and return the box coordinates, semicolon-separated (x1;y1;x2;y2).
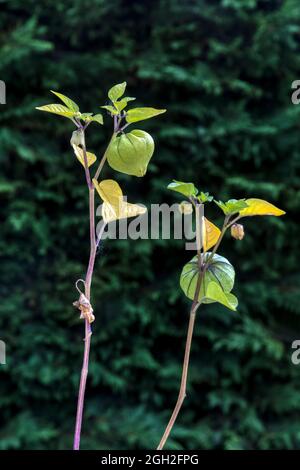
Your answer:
0;450;295;468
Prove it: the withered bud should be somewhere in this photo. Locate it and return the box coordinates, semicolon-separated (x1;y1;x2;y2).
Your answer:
70;129;84;148
73;293;95;324
178;201;193;215
231;223;245;240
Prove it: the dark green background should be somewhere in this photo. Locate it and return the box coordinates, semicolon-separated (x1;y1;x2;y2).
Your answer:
1;0;300;450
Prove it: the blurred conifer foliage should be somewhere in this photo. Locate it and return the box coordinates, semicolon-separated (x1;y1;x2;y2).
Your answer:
0;0;300;449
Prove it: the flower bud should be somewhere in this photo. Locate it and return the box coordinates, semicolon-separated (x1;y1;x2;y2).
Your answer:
70;129;84;147
231;223;245;240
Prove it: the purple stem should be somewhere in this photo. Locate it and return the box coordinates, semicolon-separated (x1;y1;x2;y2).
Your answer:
73;152;97;450
73;127;112;450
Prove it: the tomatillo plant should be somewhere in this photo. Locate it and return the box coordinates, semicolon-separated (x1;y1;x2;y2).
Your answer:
36;82;165;450
157;180;285;450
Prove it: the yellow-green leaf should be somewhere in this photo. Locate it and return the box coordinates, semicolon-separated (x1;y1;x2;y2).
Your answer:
215;199;248;215
167;180;198;197
239;198;285;217
108;82;126;102
114;97;136;112
91;113;103;125
101;105;118;115
126;107;166;123
94;179;122;203
50;91;79;112
79;113;94;120
36;103;75;118
93;178;147;223
205;281;238;311
72;145;97;167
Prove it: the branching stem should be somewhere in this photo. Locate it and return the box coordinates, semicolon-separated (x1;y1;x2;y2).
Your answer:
94;132;116;182
204;213;241;271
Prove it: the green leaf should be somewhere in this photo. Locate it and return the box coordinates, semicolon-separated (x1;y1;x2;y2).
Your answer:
91;113;103;125
180;253;235;305
102;97;136;115
205;281;238;311
79;113;93;120
167;180;198;198
35;104;75;119
101;105;118;115
214;199;249;215
108;82;127;102
198;191;213;203
106;130;154;177
122;97;136;103
114;97;136;113
125;107;166;123
114;100;128;113
50;91;79;112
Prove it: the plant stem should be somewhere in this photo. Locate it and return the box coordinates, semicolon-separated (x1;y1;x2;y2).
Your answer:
157;300;200;450
85;188;97;298
73;125;115;449
80;130;92;189
73;191;107;450
73;318;92;450
157;204;204;450
73;186;96;452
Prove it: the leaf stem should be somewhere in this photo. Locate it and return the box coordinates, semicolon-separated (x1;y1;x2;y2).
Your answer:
119;122;130;133
204;213;241;271
204;216;228;269
93;132;116;182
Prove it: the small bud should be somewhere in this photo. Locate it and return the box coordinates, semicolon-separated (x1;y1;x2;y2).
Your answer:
70;129;84;147
178;201;193;215
231;223;245;240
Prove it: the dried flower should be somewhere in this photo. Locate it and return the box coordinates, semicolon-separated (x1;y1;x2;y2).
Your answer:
231;223;245;240
178;201;193;215
73;293;95;324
